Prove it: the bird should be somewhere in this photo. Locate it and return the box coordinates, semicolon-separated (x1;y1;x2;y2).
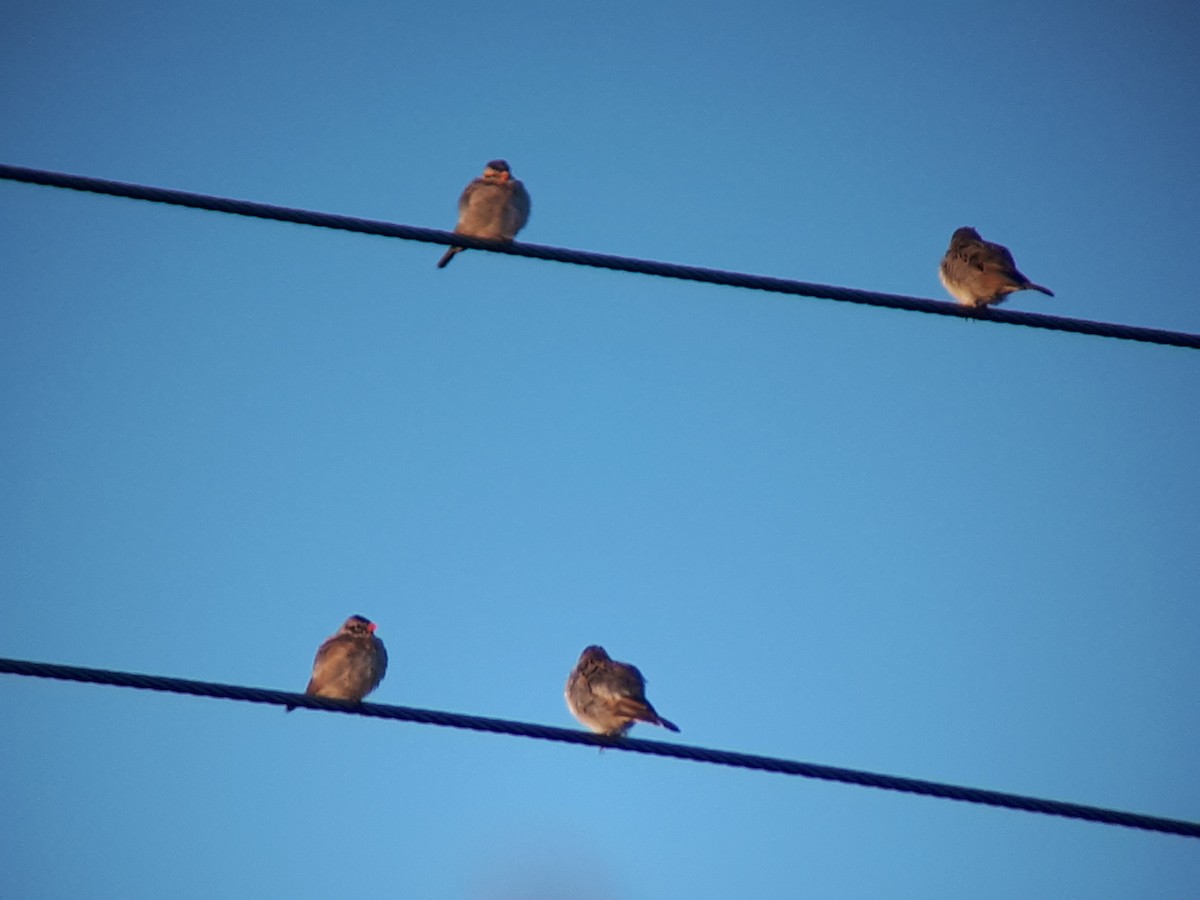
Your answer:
287;614;388;711
436;159;531;268
938;226;1054;308
565;645;679;736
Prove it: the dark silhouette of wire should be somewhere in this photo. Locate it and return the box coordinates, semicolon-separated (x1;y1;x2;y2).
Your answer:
2;162;1198;350
3;657;1196;839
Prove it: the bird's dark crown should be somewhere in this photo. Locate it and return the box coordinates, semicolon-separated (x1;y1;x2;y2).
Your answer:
485;159;511;173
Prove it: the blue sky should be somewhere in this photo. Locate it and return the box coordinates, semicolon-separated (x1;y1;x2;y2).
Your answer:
2;3;1198;897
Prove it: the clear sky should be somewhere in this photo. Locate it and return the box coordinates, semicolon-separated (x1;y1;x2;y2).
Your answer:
2;3;1198;898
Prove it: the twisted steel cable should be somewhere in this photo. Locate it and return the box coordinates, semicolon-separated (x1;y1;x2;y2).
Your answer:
3;656;1197;839
2;163;1198;349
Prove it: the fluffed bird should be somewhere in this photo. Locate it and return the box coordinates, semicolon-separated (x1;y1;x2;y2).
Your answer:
287;614;388;711
565;645;679;736
938;226;1054;308
436;159;531;268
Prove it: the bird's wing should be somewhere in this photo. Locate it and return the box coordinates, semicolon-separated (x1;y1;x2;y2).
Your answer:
457;179;485;217
977;240;1023;279
306;635;352;692
589;660;647;700
508;181;531;235
369;637;388;690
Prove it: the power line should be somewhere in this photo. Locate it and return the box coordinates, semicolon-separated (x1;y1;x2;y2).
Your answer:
3;656;1197;839
2;162;1198;351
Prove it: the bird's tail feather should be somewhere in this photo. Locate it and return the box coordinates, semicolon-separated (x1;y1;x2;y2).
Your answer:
436;246;461;268
617;698;680;732
1029;283;1054;297
657;715;681;733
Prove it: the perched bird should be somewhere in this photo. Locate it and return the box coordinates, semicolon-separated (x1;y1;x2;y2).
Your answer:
287;615;388;711
938;226;1054;308
436;159;531;268
565;645;679;736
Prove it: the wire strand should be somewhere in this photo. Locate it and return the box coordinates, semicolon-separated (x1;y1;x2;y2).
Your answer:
2;162;1198;350
3;656;1196;839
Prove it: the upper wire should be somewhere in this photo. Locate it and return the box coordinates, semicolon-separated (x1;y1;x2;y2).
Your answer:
2;162;1198;350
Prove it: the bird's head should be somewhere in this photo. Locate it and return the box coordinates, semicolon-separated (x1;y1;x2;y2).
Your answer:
579;645;610;663
950;226;982;247
342;615;377;636
483;159;512;183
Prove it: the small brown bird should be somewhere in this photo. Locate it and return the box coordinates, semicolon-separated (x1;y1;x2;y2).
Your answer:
287;615;388;711
939;226;1054;308
436;159;531;268
565;645;679;736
